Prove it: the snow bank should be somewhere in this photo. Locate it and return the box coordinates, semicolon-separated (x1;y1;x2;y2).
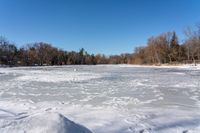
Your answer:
118;64;200;70
0;110;92;133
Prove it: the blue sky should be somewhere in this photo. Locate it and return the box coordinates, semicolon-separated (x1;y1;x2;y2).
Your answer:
0;0;200;55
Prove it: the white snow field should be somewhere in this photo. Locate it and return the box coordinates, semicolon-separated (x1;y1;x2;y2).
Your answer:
0;65;200;133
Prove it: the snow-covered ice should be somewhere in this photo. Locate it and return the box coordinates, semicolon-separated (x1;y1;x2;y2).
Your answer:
0;65;200;133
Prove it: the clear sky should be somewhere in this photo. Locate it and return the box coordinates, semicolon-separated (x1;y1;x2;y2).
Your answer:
0;0;200;55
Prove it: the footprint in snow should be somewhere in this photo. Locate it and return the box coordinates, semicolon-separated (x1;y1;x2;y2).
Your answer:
139;128;152;133
183;130;193;133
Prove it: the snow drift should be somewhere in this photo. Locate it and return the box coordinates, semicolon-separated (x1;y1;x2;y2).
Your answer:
0;110;92;133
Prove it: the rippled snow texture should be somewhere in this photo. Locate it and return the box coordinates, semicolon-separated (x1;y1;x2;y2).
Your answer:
0;65;200;133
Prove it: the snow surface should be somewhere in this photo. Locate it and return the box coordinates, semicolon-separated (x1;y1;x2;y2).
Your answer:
0;65;200;133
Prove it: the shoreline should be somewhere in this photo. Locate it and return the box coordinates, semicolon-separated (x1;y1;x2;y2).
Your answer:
0;63;200;70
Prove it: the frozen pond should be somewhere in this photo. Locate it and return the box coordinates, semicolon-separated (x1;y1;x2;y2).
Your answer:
0;65;200;133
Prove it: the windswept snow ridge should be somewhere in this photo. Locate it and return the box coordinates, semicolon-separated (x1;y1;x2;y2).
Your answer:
0;109;92;133
0;65;200;133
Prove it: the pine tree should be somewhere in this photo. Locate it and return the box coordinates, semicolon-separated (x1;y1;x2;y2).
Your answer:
169;32;180;62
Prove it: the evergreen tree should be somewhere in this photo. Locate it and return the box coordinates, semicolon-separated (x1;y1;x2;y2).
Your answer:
169;32;180;62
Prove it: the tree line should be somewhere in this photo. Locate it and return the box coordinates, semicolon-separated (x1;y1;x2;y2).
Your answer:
131;24;200;65
1;24;200;66
0;37;131;66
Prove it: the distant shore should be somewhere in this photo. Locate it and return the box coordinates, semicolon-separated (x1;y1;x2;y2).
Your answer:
1;63;200;70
